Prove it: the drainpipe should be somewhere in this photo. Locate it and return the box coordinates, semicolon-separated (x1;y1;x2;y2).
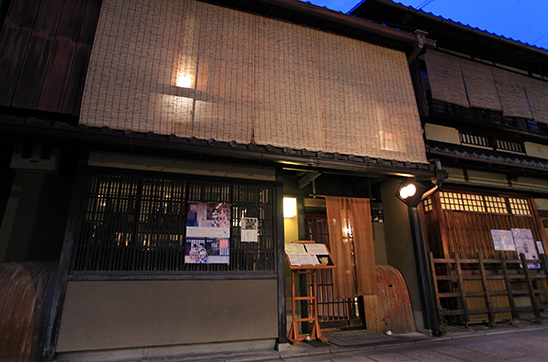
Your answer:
409;159;445;335
409;205;438;334
407;30;431;64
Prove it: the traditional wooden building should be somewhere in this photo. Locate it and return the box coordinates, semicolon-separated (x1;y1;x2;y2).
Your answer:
0;0;447;360
352;0;548;328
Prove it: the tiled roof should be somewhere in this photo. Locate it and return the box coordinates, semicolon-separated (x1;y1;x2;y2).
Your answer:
390;1;547;51
427;145;548;171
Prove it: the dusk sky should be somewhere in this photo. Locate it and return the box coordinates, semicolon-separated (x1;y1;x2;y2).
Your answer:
307;0;548;49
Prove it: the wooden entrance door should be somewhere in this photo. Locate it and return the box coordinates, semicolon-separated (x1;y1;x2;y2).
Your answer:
304;214;362;328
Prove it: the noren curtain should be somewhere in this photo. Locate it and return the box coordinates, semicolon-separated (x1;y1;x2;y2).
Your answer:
325;196;377;299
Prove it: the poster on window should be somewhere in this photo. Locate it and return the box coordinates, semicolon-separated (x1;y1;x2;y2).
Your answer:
241;217;258;242
491;229;516;251
185;202;230;264
511;228;540;269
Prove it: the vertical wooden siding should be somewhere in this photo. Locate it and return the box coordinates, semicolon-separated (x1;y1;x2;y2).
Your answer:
0;0;102;116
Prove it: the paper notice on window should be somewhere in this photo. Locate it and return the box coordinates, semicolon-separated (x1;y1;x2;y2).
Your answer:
241;217;258;242
305;243;328;255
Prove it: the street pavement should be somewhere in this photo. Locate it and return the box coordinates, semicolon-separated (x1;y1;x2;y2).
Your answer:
167;322;548;362
280;327;548;361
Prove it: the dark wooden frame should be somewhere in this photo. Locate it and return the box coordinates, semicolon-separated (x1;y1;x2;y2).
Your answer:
430;251;548;327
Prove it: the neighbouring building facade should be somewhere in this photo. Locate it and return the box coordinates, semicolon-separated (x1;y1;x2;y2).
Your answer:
352;0;548;327
0;0;448;361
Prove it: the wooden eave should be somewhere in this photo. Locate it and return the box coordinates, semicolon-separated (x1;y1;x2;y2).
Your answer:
198;0;436;57
0;114;444;180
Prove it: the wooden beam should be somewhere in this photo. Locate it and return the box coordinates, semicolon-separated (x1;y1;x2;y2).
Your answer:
298;171;321;189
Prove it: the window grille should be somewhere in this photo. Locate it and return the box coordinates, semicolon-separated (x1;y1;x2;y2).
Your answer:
496;138;525;153
459;131;490;148
72;173;276;273
423;197;433;212
508;198;532;216
484;195;507;214
438;191;531;216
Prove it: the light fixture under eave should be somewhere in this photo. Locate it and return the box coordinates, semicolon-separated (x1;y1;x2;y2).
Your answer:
283;197;297;218
396;179;433;208
176;74;193;88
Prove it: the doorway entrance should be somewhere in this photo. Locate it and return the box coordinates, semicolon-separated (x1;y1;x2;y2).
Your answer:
304;214;362;329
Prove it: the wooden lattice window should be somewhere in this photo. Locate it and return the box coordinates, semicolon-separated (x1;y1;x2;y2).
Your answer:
423;197;433;212
484;195;508;214
438;191;531;216
508;197;532;216
71;173;276;274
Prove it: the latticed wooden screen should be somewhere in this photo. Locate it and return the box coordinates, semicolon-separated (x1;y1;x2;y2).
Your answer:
72;172;276;273
436;191;532;215
423;190;540;260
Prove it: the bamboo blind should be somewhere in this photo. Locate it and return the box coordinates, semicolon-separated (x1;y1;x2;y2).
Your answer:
425;50;548;123
491;67;533;120
424;51;469;108
524;77;548;124
79;0;427;163
459;58;502;111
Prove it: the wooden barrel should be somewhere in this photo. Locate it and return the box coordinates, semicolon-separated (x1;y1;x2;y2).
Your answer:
0;262;58;362
375;265;415;334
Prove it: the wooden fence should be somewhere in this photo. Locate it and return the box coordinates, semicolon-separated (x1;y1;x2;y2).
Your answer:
430;252;548;327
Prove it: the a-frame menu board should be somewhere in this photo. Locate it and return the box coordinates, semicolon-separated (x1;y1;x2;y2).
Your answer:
285;241;336;344
285;242;335;270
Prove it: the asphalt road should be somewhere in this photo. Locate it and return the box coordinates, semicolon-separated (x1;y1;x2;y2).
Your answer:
278;328;548;362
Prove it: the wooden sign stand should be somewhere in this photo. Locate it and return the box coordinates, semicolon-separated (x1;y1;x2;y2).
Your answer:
285;241;336;344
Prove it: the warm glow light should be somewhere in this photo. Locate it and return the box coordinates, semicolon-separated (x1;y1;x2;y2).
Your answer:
399;184;417;199
283;197;297;218
176;74;193;88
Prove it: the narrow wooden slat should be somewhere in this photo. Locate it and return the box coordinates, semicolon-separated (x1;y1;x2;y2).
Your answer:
38;1;86;112
478;252;496;327
441;309;464;316
0;0;42;105
429;252;442;311
454;253;470;326
520;253;542;323
12;0;65;109
436;276;458;281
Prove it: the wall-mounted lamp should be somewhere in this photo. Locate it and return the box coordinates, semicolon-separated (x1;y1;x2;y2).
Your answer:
176;74;193;88
283;197;297;218
396;179;439;208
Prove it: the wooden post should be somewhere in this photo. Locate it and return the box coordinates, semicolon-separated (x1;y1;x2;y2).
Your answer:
540;254;548;311
520;253;542;324
478;252;495;327
499;252;518;323
454;253;470;327
429;252;442;311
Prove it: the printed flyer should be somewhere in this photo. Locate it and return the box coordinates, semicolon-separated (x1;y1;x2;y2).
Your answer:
185;202;231;264
511;228;540;269
241;217;258;242
491;229;516;251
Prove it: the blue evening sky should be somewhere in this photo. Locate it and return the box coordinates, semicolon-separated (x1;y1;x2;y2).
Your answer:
307;0;548;49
